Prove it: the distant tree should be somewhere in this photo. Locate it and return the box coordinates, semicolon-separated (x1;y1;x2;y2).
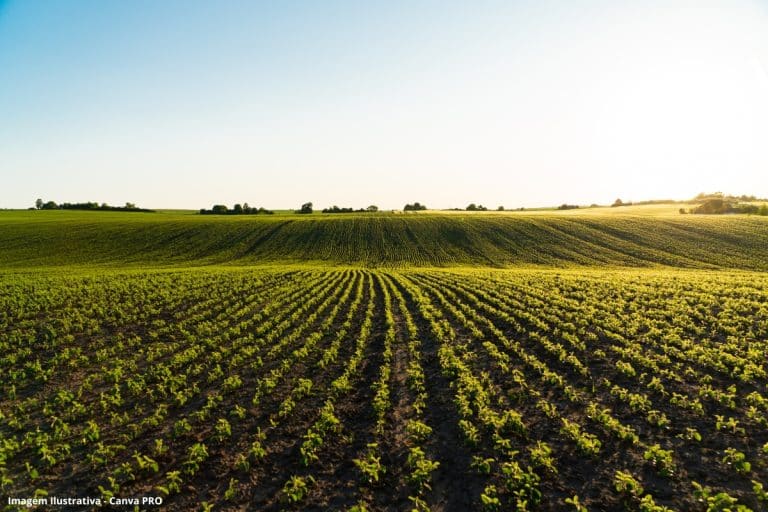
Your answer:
45;201;153;212
35;198;43;210
694;191;726;202
322;205;362;213
693;199;726;214
690;198;743;214
497;206;505;211
466;203;477;211
735;204;759;214
366;205;379;212
404;202;427;211
612;198;624;207
557;204;579;210
760;204;768;216
679;208;687;214
199;202;271;215
297;202;313;214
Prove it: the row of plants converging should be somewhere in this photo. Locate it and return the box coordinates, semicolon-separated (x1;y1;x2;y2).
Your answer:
1;267;766;510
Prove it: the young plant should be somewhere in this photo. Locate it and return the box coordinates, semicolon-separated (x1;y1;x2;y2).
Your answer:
213;418;232;442
353;444;385;485
281;475;314;503
614;470;643;498
643;444;675;477
565;495;588;512
183;443;209;476
529;441;557;474
224;477;239;501
480;485;502;511
722;448;751;475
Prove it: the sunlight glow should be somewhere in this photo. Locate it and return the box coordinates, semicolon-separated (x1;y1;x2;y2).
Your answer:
1;0;767;209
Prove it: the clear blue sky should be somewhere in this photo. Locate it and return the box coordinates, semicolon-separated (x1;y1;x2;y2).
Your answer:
2;0;767;210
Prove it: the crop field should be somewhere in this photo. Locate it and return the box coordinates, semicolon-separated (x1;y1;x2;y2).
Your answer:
1;210;768;269
2;265;767;511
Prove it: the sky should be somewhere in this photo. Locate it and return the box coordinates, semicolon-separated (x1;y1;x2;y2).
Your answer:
1;0;767;210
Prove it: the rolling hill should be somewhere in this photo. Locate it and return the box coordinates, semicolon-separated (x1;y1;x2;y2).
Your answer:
1;207;766;269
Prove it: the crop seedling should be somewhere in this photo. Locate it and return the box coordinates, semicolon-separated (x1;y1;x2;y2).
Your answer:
282;475;314;503
643;444;675;477
354;444;385;485
722;448;751;475
565;495;588;511
614;471;643;498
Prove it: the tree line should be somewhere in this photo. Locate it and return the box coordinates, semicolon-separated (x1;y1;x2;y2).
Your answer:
33;199;153;212
403;202;427;211
685;199;768;216
297;202;415;214
322;205;379;214
199;203;274;215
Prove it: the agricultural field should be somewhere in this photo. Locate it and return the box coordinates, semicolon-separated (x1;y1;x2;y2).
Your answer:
5;0;767;509
1;209;768;269
2;264;768;511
